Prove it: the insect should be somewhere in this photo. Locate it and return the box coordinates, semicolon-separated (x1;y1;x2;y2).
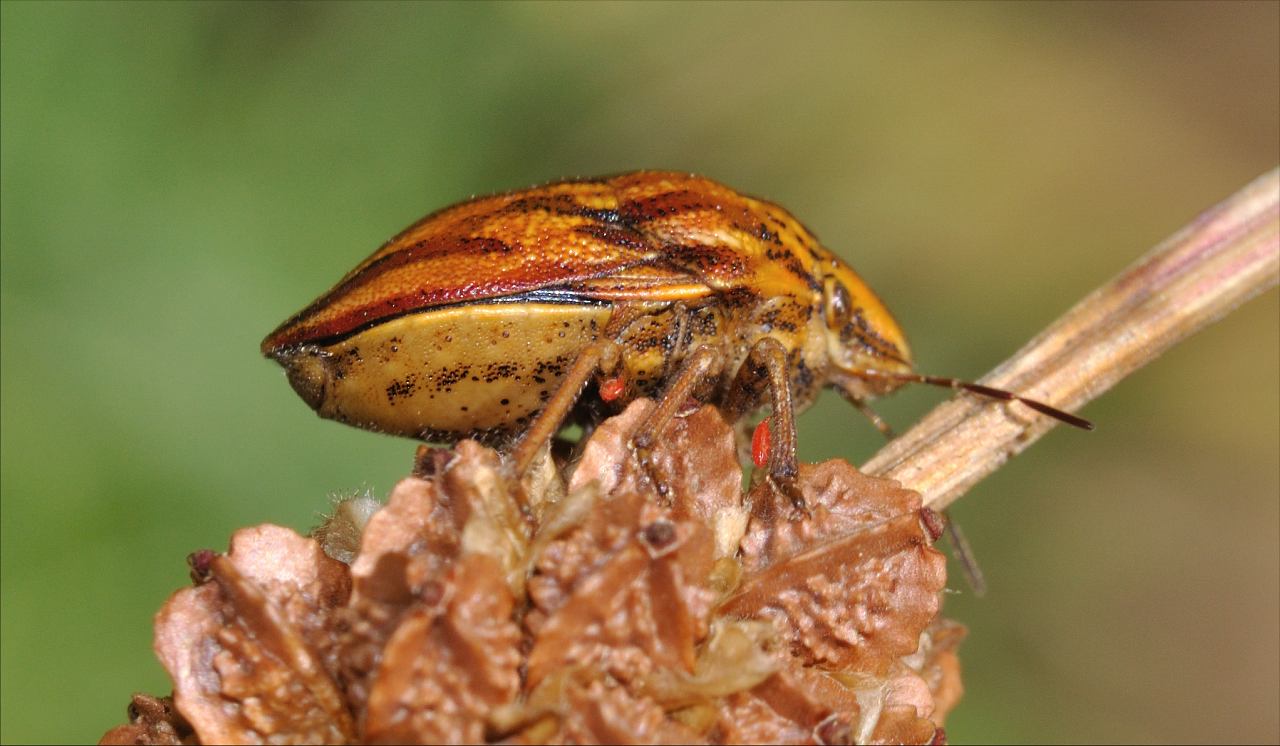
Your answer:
262;171;1089;508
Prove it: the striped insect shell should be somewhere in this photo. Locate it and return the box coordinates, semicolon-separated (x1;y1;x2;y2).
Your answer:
261;171;914;448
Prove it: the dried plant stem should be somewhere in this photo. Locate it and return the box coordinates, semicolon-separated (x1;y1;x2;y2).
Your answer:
863;168;1280;510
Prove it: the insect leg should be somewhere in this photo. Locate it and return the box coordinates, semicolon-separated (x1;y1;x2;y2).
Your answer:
941;513;987;597
509;305;643;478
631;344;725;463
630;345;726;499
509;339;614;478
834;387;897;439
723;337;804;512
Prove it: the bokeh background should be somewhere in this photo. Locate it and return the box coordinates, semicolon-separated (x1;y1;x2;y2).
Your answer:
2;2;1276;743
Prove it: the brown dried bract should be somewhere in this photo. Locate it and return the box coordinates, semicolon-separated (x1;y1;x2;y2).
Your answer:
109;401;963;745
337;444;527;720
725;462;948;672
333;474;455;716
567;401;745;537
154;526;355;744
719;659;866;744
555;678;702;745
526;516;716;690
363;554;521;744
526;401;721;691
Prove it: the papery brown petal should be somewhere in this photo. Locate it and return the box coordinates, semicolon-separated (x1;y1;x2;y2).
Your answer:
337;476;455;713
525;485;654;623
224;525;352;670
751;662;862;732
443;441;532;595
713;661;862;745
526;521;716;690
364;553;521;744
831;663;937;746
556;401;736;573
568;402;743;537
644;518;717;658
740;460;924;573
98;724;181;746
155;550;354;744
636;405;744;528
866;705;939;746
555;679;704;745
339;443;527;720
827;623;965;744
723;511;946;672
713;692;811;745
528;403;654;620
348;476;455;601
567;399;654;498
528;400;721;673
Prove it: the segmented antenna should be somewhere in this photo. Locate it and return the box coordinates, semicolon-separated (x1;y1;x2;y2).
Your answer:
849;369;1094;430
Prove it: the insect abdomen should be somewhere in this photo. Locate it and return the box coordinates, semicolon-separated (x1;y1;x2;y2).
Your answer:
272;301;613;442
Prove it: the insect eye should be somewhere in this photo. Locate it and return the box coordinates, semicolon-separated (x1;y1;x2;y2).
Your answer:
824;278;853;330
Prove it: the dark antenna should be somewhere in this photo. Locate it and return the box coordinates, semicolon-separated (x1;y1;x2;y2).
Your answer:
848;369;1094;431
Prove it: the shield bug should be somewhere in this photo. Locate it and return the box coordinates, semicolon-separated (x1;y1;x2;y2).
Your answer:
262;171;1089;508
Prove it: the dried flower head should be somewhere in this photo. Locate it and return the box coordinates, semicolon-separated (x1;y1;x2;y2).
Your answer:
103;401;962;745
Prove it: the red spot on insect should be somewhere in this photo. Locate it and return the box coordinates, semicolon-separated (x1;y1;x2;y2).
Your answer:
751;418;771;468
600;376;625;402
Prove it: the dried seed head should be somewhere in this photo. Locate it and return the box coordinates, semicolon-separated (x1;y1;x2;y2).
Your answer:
107;400;963;745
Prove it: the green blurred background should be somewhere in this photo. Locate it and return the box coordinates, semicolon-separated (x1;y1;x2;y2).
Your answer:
2;2;1276;743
